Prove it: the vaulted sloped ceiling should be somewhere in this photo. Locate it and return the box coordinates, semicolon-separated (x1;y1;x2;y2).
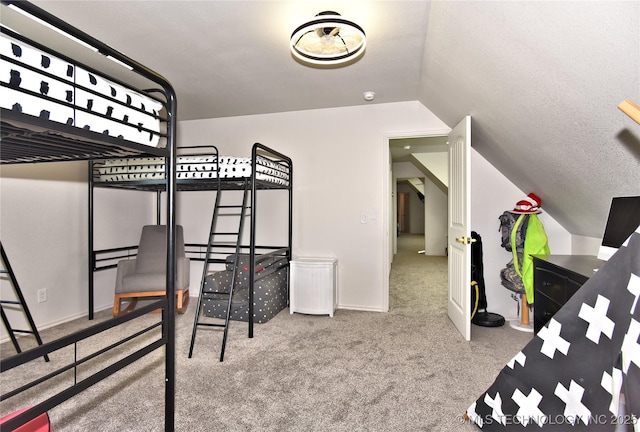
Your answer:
11;1;640;239
418;1;640;238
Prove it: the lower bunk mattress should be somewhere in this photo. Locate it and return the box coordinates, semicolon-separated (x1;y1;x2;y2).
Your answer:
202;254;288;323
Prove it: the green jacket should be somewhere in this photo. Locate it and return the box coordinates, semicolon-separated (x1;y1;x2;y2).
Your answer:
511;214;550;303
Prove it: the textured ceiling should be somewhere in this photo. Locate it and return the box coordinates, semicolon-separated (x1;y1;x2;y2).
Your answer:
20;1;431;121
418;1;640;238
5;1;640;239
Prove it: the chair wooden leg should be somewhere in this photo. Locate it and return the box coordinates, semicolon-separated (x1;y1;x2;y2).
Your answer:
113;294;138;317
177;290;189;314
114;290;188;316
112;295;121;317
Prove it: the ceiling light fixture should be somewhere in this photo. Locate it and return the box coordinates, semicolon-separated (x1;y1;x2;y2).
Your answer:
290;11;366;66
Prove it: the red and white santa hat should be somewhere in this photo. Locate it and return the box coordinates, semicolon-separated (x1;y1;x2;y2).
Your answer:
512;193;542;214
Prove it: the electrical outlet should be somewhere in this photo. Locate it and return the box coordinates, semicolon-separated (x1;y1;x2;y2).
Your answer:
37;288;47;303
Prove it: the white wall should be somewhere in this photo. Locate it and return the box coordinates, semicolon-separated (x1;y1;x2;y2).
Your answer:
1;101;594;339
3;102;449;337
180;101;450;312
470;149;572;320
0;162;154;340
572;234;602;256
424;177;448;256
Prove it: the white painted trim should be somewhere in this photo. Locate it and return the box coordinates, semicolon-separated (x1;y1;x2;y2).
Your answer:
337;304;386;313
0;304;113;344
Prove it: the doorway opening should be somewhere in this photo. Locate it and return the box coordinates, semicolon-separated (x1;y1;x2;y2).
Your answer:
386;135;449;312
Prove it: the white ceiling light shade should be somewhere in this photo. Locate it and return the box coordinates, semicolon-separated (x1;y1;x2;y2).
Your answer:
290;11;366;66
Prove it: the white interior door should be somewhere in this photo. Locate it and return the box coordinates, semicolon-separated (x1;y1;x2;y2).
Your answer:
447;116;472;341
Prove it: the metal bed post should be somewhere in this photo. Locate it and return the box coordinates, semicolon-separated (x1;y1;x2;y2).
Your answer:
88;162;95;320
288;158;294;302
1;1;179;430
157;191;162;225
247;143;293;338
249;146;257;339
163;85;178;432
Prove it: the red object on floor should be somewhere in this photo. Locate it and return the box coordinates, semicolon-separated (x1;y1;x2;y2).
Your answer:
0;407;52;432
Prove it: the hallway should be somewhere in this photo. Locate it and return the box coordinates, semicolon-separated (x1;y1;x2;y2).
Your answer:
389;233;448;314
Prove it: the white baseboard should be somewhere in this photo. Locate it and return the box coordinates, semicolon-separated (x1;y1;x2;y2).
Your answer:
336;303;385;313
0;303;113;345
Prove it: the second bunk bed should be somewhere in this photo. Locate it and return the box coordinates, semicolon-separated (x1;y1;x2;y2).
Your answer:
89;142;293;361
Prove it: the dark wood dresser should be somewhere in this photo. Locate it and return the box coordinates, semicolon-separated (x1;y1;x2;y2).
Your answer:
532;255;605;333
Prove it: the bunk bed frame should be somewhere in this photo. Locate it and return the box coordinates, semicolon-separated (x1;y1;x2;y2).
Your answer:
89;142;293;346
0;1;178;430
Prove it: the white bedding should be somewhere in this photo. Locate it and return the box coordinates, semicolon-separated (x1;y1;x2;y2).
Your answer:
96;155;290;186
0;32;164;147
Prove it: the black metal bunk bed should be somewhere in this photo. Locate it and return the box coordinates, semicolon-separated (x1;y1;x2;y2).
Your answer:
88;142;293;361
0;1;178;430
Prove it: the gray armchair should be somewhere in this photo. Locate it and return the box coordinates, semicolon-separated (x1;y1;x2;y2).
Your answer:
113;225;190;316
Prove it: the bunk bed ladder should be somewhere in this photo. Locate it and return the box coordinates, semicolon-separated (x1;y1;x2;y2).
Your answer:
188;178;251;362
0;241;49;362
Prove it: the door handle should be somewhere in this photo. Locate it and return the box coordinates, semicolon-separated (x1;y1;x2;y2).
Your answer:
455;236;477;245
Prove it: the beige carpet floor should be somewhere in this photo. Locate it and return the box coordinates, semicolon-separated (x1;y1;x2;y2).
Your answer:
0;234;533;431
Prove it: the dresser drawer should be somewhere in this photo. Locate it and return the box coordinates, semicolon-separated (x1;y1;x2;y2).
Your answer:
536;267;567;303
532;255;603;334
535;291;563;321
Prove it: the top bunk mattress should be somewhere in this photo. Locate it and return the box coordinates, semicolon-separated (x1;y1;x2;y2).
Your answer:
95;155;290;186
0;30;165;148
